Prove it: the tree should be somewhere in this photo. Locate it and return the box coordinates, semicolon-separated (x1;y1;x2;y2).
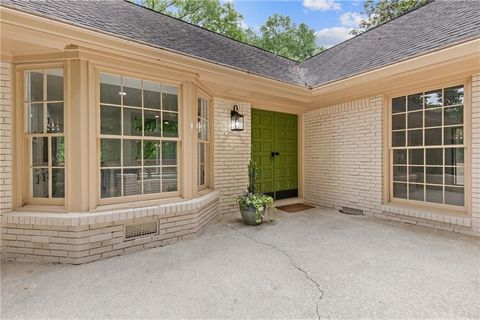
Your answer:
248;14;322;61
138;0;322;62
140;0;247;42
351;0;428;35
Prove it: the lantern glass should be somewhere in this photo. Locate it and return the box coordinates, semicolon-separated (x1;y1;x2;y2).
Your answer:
230;105;244;131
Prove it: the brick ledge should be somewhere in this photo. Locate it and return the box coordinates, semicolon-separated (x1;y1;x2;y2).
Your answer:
2;191;220;227
381;204;471;227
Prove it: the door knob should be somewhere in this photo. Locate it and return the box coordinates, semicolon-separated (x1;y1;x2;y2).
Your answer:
271;152;280;157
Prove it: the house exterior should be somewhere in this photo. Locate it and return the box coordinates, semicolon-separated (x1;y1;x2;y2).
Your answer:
0;0;479;264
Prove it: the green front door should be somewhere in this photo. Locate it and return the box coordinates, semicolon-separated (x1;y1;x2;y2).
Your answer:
251;109;298;200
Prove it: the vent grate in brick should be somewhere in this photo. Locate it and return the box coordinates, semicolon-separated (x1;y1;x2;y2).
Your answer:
124;221;158;240
340;206;364;216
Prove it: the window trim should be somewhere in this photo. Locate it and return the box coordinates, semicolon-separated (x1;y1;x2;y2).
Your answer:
95;66;183;206
15;63;67;207
385;79;471;214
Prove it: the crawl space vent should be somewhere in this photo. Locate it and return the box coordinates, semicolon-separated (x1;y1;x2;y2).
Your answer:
124;221;158;240
340;206;364;216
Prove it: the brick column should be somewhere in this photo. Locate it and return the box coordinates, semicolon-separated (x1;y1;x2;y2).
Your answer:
213;98;251;216
0;61;12;215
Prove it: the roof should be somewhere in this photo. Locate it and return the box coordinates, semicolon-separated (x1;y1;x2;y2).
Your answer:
1;0;479;88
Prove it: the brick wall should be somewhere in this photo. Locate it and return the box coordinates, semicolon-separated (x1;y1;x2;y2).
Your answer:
472;74;480;233
2;191;219;264
213;98;251;216
0;61;12;215
303;97;384;215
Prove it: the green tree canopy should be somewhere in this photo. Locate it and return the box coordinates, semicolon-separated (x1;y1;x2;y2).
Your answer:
139;0;322;62
351;0;428;35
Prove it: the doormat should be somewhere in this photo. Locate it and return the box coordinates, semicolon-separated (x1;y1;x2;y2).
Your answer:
276;203;315;212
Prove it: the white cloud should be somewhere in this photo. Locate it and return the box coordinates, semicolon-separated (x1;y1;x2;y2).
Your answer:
303;0;341;11
315;26;353;48
340;12;363;28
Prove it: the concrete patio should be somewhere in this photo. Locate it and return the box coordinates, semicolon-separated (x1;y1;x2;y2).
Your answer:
2;207;479;319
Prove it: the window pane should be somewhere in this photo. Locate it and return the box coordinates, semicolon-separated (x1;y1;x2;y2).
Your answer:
123;77;142;107
445;147;464;166
392;114;405;130
393;149;407;164
425;128;441;146
444;86;464;106
392;131;406;147
162;85;178;111
408;149;423;165
143;140;161;166
143;167;161;194
408;93;423;111
123;107;142;136
143;81;161;109
424;109;442;127
409;184;424;201
392;96;406;114
100;139;121;167
444;126;463;145
101;169;121;198
163;112;178;137
52;168;65;198
393;183;407;199
32;137;48;166
123;168;142;196
445;187;464;206
123;139;141;167
425;185;443;204
199;164;205;186
409;166;424;183
424;90;442;108
444;106;463;126
162;167;177;192
144;110;161;136
426;148;442;165
408;129;422;146
26;71;43;102
407;111;422;129
445;166;464;186
47;69;64;101
32;168;48;198
199;142;205;165
393;166;407;182
100;73;121;105
426;167;443;185
47;102;64;133
162;141;177;166
26;103;44;133
198;98;203;117
100;105;121;135
198;119;208;140
51;137;65;166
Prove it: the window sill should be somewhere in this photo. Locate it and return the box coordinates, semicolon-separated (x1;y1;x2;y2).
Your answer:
382;201;471;227
3;191;220;226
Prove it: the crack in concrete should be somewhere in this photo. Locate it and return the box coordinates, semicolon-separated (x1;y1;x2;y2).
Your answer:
224;223;325;319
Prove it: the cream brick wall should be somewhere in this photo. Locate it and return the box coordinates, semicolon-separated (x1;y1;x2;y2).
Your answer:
471;74;480;233
304;96;384;215
0;61;12;215
213;98;251;216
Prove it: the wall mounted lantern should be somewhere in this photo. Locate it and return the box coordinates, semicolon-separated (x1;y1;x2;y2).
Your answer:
230;105;244;131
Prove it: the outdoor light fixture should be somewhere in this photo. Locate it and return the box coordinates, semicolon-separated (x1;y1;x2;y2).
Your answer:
230;105;244;131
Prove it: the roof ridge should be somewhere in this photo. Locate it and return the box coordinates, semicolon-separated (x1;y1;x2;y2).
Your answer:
123;0;301;65
302;0;434;63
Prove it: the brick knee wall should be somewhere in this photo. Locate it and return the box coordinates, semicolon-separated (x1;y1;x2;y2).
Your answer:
1;192;219;264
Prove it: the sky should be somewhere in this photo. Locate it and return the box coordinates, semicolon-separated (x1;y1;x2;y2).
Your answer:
228;0;365;48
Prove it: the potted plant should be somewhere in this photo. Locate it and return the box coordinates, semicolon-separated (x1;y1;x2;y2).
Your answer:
235;160;275;225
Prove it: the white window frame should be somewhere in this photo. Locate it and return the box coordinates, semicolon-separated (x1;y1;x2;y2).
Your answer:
387;80;471;213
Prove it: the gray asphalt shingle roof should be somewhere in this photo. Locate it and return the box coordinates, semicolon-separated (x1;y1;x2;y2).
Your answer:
2;0;479;88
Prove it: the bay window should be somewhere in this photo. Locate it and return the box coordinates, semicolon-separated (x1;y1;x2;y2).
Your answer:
197;97;209;189
390;85;466;208
24;69;65;201
99;73;179;199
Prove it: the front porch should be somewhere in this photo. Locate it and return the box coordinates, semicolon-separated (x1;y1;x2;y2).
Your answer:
2;207;479;319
